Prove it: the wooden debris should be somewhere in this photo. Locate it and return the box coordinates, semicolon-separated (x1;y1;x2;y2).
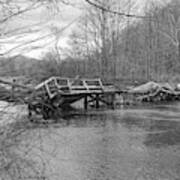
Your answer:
0;77;118;121
129;81;180;102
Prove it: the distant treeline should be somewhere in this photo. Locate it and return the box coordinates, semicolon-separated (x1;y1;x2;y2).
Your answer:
65;0;180;84
1;0;180;87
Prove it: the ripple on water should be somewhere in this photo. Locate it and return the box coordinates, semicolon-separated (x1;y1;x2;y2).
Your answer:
19;102;180;180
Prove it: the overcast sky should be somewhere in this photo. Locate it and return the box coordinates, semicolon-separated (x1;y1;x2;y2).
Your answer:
0;0;170;59
0;0;82;59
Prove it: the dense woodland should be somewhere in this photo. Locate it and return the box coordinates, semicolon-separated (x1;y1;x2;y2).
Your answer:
0;0;180;87
65;0;180;84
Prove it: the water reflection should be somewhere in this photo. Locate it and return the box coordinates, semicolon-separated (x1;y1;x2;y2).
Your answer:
145;129;180;147
117;105;180;148
121;115;180;131
22;103;180;180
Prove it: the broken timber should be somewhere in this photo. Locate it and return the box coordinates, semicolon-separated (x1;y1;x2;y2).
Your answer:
0;77;119;120
1;78;180;120
127;81;180;103
34;77;118;107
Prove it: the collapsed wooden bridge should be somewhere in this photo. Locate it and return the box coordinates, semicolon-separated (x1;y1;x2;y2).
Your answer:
25;77;119;119
1;77;180;120
0;76;122;119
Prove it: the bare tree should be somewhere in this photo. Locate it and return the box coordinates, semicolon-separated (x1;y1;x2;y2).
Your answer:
156;0;180;62
0;1;73;180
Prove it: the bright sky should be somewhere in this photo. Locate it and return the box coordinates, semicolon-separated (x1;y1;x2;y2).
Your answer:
0;0;170;59
0;0;82;59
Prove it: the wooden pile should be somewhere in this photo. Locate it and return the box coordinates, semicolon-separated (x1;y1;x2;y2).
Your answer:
0;79;33;102
0;79;56;120
128;81;180;102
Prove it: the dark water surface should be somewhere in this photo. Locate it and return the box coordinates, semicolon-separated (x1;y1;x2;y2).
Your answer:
23;102;180;180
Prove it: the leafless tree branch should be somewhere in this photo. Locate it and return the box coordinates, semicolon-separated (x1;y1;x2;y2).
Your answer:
84;0;154;20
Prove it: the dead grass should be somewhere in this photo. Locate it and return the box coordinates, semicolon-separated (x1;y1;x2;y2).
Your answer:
0;102;48;180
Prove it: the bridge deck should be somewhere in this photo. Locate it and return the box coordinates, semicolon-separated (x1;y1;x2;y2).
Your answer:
34;77;120;108
35;76;119;98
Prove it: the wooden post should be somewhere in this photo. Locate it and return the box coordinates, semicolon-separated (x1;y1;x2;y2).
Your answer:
111;93;115;109
84;95;88;110
11;79;16;100
28;103;33;120
95;94;100;109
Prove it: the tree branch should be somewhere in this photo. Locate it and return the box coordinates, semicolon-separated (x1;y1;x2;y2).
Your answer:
84;0;154;20
158;29;178;47
0;16;80;56
0;1;44;24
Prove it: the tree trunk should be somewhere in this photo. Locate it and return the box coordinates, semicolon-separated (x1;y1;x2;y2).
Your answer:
100;9;108;80
177;30;180;63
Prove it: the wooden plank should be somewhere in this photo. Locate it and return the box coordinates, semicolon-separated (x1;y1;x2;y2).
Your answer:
95;94;100;109
84;95;88;110
0;79;34;91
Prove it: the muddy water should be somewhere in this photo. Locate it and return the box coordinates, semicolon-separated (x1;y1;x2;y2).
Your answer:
22;102;180;180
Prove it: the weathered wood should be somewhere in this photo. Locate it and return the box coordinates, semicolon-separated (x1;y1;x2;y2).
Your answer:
95;94;100;109
84;95;88;110
110;93;116;109
0;79;34;91
0;76;120;120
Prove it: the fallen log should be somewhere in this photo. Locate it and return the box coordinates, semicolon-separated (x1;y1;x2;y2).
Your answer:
128;81;160;94
0;79;34;91
0;78;59;120
130;82;180;102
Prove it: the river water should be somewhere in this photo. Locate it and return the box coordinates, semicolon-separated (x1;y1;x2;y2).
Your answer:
21;102;180;180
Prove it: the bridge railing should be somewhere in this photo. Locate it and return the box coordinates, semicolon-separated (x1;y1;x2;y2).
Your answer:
34;77;109;99
35;77;59;99
82;78;104;91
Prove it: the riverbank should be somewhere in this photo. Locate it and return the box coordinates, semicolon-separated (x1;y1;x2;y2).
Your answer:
0;101;27;126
